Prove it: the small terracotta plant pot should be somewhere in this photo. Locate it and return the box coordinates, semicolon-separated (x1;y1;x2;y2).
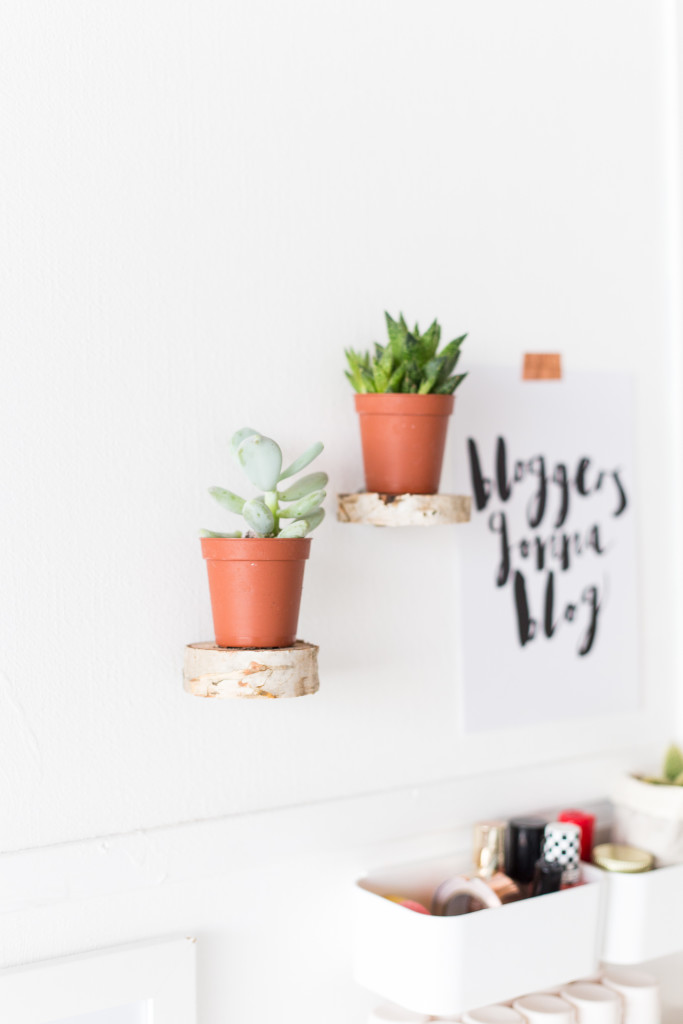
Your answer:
354;393;455;494
201;537;311;648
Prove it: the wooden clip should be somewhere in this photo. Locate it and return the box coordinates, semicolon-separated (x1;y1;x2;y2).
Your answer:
523;353;562;380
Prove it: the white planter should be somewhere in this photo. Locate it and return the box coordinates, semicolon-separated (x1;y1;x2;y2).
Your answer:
612;774;683;866
353;855;605;1017
599;861;683;963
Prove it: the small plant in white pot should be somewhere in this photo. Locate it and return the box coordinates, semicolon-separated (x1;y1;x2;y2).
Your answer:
200;428;326;649
612;745;683;865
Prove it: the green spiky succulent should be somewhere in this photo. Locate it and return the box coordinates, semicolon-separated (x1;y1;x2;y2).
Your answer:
201;429;326;539
640;744;683;786
345;312;468;396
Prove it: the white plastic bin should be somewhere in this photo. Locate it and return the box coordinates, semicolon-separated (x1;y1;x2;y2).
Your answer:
599;861;683;963
353;855;605;1017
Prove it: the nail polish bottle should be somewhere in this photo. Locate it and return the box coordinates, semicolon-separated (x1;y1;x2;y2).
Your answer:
530;856;563;897
558;808;596;862
473;821;521;904
506;817;547;894
543;821;581;886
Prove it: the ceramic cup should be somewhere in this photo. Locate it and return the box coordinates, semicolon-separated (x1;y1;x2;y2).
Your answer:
462;1008;525;1024
601;968;660;1024
513;994;576;1024
559;983;622;1024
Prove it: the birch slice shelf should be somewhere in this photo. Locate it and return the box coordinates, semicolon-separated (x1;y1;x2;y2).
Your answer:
337;492;471;527
184;641;319;700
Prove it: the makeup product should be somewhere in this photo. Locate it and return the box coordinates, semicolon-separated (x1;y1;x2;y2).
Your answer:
559;983;622;1024
592;843;654;873
431;874;502;916
558;809;596;861
601;967;661;1024
384;895;430;914
507;817;547;886
543;822;581;886
512;994;576;1024
530;857;563;897
462;1007;525;1024
474;821;522;903
368;1005;430;1024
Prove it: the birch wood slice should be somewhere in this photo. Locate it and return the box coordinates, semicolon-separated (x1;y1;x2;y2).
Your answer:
337;492;471;527
184;641;319;699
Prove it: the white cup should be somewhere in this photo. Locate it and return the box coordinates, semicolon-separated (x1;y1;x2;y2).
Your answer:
513;994;577;1024
601;968;660;1024
462;1008;525;1024
368;1004;430;1024
559;983;622;1024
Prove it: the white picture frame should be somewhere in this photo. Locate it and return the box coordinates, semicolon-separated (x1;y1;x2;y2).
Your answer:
0;936;196;1024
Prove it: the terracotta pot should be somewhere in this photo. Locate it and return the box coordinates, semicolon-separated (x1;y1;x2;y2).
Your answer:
354;393;455;494
201;537;311;648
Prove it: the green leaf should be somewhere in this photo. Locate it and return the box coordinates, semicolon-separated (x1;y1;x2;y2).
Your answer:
278;519;309;539
385;311;408;361
420;319;441;361
404;332;422;362
418;356;445;395
242;498;275;537
434;373;467;395
208;487;246;514
344;348;370;392
199;529;242;538
386;365;405;392
437;334;467;382
278;442;324;482
371;340;394;391
229;427;259;461
663;745;683;782
237;434;283;491
280;490;326;518
279;471;328;501
360;367;377;392
300;507;325;532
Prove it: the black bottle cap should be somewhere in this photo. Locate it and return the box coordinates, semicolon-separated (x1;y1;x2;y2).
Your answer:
506;817;547;884
531;857;563;897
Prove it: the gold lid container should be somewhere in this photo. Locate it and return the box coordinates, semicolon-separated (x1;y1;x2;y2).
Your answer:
473;820;506;879
592;843;654;873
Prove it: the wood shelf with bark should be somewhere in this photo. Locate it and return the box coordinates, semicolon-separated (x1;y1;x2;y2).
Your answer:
184;641;319;700
337;492;471;527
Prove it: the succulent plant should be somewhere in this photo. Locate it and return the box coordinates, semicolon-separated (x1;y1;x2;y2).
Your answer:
201;429;326;539
345;312;468;395
640;744;683;786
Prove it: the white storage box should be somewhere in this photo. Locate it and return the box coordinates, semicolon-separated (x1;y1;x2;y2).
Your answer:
600;861;683;964
353;855;605;1017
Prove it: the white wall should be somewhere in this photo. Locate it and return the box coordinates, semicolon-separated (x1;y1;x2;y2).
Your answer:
0;1;680;1021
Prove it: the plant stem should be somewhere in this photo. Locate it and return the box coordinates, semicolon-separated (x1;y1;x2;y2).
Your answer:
264;490;280;536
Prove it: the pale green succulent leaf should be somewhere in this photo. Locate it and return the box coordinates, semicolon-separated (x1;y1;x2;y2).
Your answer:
208;487;246;514
200;529;242;538
242;498;275;537
664;744;683;782
280;490;326;518
278;519;309;539
229;427;259;460
278;441;324;482
279;471;328;501
300;507;325;532
237;434;283;491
